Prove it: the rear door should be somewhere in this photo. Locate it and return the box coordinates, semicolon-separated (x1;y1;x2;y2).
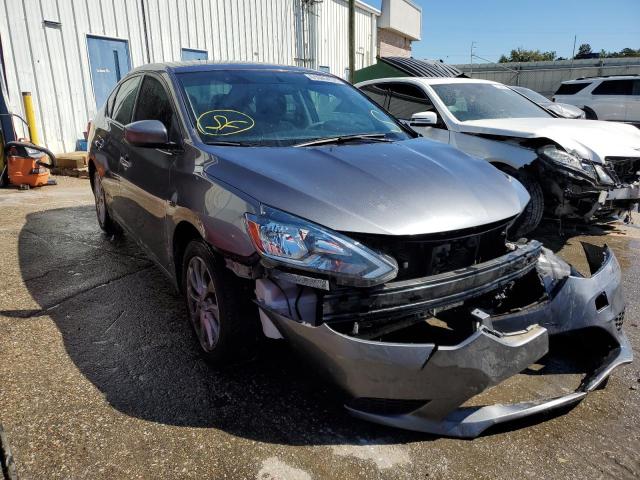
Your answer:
119;74;183;269
589;79;633;121
106;75;142;228
384;82;450;143
627;80;640;124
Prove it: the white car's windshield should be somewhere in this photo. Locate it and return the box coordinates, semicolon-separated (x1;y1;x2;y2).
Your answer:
511;86;551;105
431;83;552;122
177;70;409;146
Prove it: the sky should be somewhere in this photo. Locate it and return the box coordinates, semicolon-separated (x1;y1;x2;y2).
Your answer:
367;0;640;64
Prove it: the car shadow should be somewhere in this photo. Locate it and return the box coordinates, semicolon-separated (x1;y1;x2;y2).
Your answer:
14;205;616;444
14;205;429;446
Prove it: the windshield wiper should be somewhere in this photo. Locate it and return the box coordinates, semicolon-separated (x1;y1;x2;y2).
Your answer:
293;133;392;147
203;140;246;146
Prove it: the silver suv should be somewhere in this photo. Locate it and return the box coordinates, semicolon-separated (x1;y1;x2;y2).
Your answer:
553;75;640;126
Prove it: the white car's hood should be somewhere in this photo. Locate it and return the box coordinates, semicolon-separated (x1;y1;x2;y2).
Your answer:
459;118;640;164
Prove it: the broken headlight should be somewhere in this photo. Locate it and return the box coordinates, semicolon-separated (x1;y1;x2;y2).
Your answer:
245;206;398;287
538;145;595;178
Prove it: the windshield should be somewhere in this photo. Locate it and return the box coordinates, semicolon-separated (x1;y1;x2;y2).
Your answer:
511;86;551;105
177;70;409;146
431;83;552;122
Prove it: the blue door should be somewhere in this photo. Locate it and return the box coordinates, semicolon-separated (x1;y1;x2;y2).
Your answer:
181;48;208;61
87;36;131;109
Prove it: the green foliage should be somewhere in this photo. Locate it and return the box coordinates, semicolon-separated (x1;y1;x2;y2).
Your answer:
498;48;556;63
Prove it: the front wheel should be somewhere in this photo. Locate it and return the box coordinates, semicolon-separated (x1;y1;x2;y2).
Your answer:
509;171;544;239
182;240;258;364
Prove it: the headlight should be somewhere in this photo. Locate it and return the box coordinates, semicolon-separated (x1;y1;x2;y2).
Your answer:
538;145;598;180
245;206;398;287
538;145;583;170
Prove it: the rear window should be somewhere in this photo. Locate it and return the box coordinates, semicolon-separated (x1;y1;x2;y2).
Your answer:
554;82;590;95
592;79;634;96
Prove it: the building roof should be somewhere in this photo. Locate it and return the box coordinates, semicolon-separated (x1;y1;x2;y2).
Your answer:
380;57;465;78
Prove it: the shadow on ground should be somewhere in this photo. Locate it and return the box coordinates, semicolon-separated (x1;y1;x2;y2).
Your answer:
12;205;429;446
10;206;615;445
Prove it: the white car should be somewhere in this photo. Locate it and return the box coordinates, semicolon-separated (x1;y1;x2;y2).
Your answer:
356;77;640;234
553;75;640;126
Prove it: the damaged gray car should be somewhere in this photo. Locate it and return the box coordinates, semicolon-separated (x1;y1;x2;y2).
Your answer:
87;62;632;438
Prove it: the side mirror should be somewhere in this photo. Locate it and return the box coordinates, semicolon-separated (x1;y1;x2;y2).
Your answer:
410;111;438;126
124;120;171;148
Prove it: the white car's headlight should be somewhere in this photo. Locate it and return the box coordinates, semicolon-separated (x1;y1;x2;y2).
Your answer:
538;145;583;169
538;145;597;179
245;206;398;287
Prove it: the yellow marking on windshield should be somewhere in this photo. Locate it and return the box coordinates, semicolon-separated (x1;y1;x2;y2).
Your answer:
196;109;255;136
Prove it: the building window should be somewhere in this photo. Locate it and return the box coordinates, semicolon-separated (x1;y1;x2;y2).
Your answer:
181;48;208;61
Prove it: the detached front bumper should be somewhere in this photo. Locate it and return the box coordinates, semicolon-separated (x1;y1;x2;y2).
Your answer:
259;243;632;438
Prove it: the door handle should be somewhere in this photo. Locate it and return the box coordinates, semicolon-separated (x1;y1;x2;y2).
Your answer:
94;137;105;150
119;155;131;169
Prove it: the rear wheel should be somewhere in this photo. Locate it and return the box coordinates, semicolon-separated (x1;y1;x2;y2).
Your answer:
182;240;258;364
93;170;120;235
509;170;545;239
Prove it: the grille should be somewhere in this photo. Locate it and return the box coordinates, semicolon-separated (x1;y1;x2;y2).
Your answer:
614;310;625;331
345;218;513;282
605;157;640;184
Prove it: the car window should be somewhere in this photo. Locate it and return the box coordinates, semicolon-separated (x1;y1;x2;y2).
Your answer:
359;83;388;108
177;70;408;147
386;83;435;120
554;82;590;95
431;83;551;122
634;80;640;96
112;76;141;125
592;80;634;96
133;76;181;143
105;86;120;118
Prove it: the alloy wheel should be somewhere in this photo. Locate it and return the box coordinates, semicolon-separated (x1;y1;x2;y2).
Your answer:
186;256;221;352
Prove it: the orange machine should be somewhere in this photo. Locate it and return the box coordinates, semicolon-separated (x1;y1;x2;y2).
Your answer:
3;142;56;189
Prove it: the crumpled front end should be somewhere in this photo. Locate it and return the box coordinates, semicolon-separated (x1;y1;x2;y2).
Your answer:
256;241;632;438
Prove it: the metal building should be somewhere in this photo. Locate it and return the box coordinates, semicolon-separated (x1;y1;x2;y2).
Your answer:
0;0;382;153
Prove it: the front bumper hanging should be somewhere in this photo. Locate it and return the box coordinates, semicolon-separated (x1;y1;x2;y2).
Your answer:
258;242;632;438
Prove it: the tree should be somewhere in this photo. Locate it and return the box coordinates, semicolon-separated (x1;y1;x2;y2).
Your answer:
498;48;556;63
575;43;592;59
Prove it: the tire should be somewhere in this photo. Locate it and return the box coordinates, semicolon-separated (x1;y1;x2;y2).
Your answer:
181;240;258;365
583;107;597;120
509;170;544;239
92;170;121;235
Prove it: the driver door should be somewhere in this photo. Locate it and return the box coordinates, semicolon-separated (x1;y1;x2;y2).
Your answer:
119;74;183;271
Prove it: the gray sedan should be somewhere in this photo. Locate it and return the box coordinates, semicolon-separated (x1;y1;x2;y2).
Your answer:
87;62;631;438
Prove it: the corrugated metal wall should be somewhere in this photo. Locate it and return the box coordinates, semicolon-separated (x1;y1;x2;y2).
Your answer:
0;0;378;153
455;57;640;97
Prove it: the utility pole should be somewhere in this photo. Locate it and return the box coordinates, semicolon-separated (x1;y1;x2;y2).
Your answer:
470;41;477;76
348;0;355;83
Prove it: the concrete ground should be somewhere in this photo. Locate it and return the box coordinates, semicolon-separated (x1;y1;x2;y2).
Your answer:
0;176;639;480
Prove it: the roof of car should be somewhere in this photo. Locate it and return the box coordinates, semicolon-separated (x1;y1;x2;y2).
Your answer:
131;61;321;75
562;74;639;83
357;76;497;87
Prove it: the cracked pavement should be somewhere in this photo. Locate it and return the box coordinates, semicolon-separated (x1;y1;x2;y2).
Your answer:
0;177;639;479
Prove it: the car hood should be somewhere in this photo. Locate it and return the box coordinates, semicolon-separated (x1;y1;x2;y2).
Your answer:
459;118;640;163
203;138;529;236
